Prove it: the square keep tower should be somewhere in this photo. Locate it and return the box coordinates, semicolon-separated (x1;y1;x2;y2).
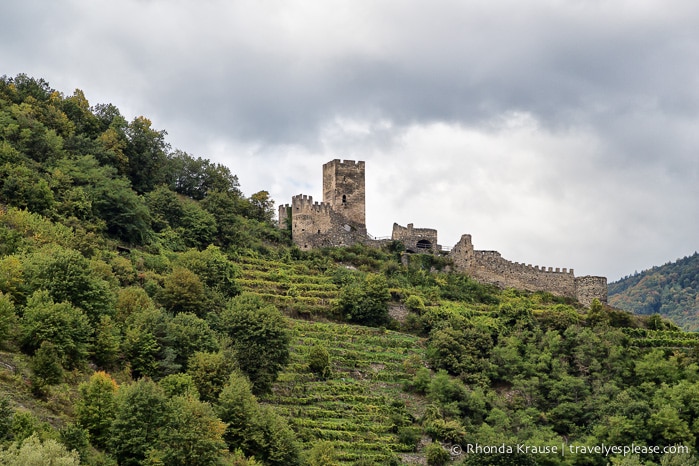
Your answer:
322;159;366;229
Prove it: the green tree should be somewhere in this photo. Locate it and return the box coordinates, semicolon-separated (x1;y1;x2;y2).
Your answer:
165;312;220;370
109;378;168;466
159;373;199;398
159;267;207;316
220;294;290;394
92;176;152;244
216;371;300;465
217;371;259;452
0;395;13;442
425;442;450;466
0;292;17;349
92;315;121;369
248;190;275;223
163;150;242;200
124;116;168;194
23;246;115;323
58;423;90;463
75;371;119;449
29;341;64;395
157;395;227;466
0;434;80;466
187;351;235;403
175;245;240;300
337;273;390;326
19;290;91;368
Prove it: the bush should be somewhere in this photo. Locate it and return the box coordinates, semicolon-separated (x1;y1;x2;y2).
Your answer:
425;442;451;466
337;273;391;327
307;344;331;379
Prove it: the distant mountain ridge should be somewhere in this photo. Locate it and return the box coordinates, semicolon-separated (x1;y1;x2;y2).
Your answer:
609;252;699;330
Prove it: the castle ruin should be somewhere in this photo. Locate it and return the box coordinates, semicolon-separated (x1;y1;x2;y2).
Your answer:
278;159;607;306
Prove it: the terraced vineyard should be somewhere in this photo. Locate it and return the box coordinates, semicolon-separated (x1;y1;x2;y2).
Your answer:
622;327;699;348
263;319;428;464
236;256;341;318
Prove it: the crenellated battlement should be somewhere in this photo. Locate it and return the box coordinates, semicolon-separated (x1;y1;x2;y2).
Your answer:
291;195;333;215
323;159;365;168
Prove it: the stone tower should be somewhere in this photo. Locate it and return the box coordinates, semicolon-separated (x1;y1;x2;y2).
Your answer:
323;159;366;229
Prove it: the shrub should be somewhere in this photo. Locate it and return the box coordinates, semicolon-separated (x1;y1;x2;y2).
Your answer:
307;344;331;379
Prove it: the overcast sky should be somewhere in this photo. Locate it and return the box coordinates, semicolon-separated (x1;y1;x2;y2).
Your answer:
3;0;699;280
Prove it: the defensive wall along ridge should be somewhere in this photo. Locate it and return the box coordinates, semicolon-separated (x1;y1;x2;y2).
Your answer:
278;159;607;306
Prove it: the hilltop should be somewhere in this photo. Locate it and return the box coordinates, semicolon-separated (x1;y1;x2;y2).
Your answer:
2;74;699;465
609;252;699;331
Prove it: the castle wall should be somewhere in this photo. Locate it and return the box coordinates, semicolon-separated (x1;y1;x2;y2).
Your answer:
286;194;367;250
575;276;608;307
450;234;579;299
323;159;366;227
392;223;439;252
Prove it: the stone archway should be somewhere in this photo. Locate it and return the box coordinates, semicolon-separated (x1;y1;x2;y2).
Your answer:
416;239;432;250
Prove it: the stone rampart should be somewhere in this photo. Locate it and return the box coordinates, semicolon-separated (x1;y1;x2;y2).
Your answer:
575;275;608;307
392;223;439;252
449;234;607;304
286;194;367;250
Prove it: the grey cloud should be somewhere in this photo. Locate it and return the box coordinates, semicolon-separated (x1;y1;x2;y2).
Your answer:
2;0;698;280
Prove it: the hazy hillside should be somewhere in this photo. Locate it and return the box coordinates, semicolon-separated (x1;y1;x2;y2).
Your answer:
609;252;699;331
4;74;699;465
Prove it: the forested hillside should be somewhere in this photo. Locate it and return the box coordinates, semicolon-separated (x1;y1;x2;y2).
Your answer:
609;253;699;331
3;74;699;466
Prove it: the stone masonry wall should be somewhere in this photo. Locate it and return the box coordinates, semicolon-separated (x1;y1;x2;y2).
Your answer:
450;234;606;305
392;223;439;252
323;159;366;227
280;194;367;250
575;276;608;307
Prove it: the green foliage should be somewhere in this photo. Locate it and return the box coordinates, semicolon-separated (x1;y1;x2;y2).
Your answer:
58;423;90;463
0;434;80;465
29;341;64;394
404;294;425;312
92;315;121;369
174;245;240;312
307;440;340;466
307;343;331;379
610;252;699;330
22;246;115;323
187;351;235;403
75;371;118;449
217;371;301;465
221;294;291;394
163;149;242;201
0;396;13;442
109;378;168;466
424;442;451;466
159;373;199;398
165;312;219;370
217;371;259;451
337;273;391;326
157;395;227;466
20;290;91;368
0;292;17;348
159;266;207;316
